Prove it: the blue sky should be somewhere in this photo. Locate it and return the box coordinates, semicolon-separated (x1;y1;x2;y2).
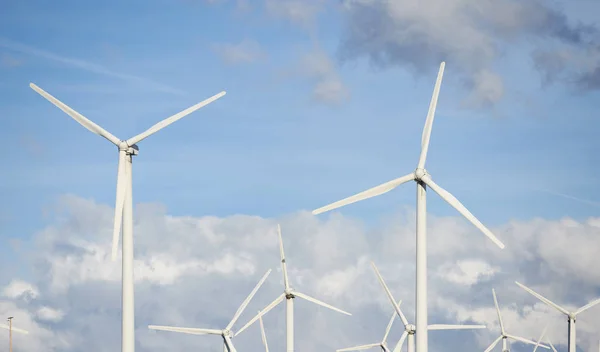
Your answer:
0;1;600;351
1;0;598;237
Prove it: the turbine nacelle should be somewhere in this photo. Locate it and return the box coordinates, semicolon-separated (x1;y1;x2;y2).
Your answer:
413;168;426;181
118;141;139;155
405;324;416;333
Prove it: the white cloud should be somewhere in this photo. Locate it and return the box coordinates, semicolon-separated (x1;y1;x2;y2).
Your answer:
301;50;349;105
2;280;39;301
437;260;500;286
212;40;266;65
6;195;600;351
37;306;66;322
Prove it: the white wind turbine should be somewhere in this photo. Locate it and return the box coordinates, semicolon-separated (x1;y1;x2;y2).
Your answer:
29;83;226;352
532;325;558;352
337;303;399;352
515;281;600;352
1;318;28;352
148;269;271;352
371;262;486;352
235;224;352;352
485;289;550;352
311;62;505;352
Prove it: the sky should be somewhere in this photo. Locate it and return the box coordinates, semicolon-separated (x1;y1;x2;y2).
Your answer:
0;0;599;351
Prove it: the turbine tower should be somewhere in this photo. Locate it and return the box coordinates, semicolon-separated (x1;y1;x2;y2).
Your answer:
29;83;226;352
236;224;352;352
485;289;550;352
1;317;29;352
515;281;600;352
149;269;271;352
311;62;505;352
371;262;486;352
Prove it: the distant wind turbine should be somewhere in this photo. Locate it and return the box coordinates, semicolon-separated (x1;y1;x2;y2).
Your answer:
371;262;486;352
1;317;29;352
485;289;550;352
532;325;549;352
30;83;225;352
149;269;271;352
336;304;398;352
515;281;600;352
311;62;505;352
236;224;352;352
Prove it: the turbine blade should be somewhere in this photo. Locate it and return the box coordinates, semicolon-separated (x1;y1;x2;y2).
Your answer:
381;308;397;343
421;175;505;249
259;314;269;352
370;262;409;326
29;83;121;146
148;325;222;335
235;293;285;336
126;91;226;146
484;336;502;352
574;297;600;315
514;282;570;316
336;343;381;351
417;61;445;169
427;324;486;330
392;331;408;352
294;291;352;316
277;224;290;290
0;324;29;334
224;336;237;352
547;339;558;352
506;334;550;349
312;173;415;215
227;269;272;330
111;150;129;261
532;325;548;352
492;289;505;334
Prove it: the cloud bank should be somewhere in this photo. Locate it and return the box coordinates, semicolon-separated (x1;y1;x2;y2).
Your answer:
2;194;600;351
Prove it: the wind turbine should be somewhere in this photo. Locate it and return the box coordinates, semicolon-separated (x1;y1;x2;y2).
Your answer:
1;317;29;352
532;325;549;352
235;224;352;352
29;83;225;352
310;62;505;352
371;262;486;352
485;289;550;352
148;269;271;352
515;281;600;352
337;304;399;352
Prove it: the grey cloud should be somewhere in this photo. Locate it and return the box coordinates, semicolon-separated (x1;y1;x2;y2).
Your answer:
337;0;600;107
5;195;600;351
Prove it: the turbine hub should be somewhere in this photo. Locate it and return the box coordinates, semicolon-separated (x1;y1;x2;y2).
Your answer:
223;329;232;337
406;324;416;333
414;168;426;180
285;289;295;299
118;141;139;156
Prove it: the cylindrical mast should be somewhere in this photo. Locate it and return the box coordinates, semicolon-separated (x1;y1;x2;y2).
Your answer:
415;182;428;352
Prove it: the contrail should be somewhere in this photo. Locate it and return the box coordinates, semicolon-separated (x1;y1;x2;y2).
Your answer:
0;37;186;95
535;188;600;208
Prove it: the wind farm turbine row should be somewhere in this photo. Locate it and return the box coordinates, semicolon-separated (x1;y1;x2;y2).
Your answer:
25;60;600;352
